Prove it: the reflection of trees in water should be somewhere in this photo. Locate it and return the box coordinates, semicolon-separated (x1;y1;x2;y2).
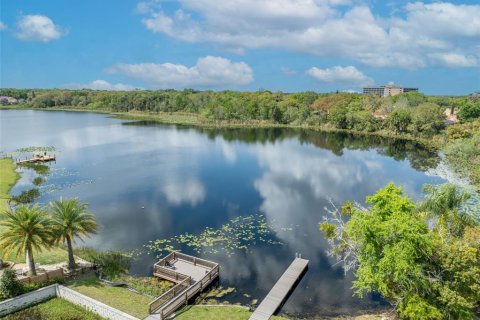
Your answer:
203;127;295;145
197;127;441;172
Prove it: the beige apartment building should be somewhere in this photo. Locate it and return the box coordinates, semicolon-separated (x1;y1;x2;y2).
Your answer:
363;83;418;97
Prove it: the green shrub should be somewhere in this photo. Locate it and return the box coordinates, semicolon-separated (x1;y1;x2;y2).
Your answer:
458;102;480;122
0;268;24;299
74;247;131;280
98;251;131;280
410;102;446;135
23;277;65;293
386;108;412;134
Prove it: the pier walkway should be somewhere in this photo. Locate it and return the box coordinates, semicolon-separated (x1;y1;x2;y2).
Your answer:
249;257;309;320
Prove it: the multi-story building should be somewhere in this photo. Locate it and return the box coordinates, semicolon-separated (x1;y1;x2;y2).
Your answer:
363;83;418;97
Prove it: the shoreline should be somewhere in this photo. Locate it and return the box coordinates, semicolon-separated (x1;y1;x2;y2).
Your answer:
1;105;443;149
0;157;20;211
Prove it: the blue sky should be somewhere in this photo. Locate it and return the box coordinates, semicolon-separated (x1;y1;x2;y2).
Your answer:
1;0;479;95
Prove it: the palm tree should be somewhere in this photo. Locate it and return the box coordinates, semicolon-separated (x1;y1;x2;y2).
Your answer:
0;204;53;276
418;183;474;236
50;198;97;270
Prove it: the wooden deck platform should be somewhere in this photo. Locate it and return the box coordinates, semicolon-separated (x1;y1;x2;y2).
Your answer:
249;257;309;320
16;155;56;164
146;252;219;320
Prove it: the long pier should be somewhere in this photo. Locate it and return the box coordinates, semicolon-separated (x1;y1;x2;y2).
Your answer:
249;257;309;320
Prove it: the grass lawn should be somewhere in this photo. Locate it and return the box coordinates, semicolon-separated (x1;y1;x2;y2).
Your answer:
67;273;152;318
6;247;69;265
0;158;20;212
3;297;105;320
174;305;289;320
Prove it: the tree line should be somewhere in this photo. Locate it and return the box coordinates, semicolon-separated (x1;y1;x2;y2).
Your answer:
2;88;479;138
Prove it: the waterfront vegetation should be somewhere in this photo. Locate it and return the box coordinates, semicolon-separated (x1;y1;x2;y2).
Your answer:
10;188;40;204
3;297;105;320
320;183;480;319
18;162;50;175
75;247;132;280
0;158;20;211
444;120;480;188
110;274;173;297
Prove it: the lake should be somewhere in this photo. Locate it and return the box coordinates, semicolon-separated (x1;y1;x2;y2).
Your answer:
1;109;447;317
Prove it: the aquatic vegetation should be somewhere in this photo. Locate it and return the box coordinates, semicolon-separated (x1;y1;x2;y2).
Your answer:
145;214;286;257
18;163;50;175
13;146;56;153
11;188;40;204
206;286;236;298
32;176;45;186
40;180;95;195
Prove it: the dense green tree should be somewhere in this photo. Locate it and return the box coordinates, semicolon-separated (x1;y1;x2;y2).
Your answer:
387;108;412;134
394;91;427;107
328;105;348;129
0;205;53;276
410;103;446;135
458;102;480;122
50;198;98;270
320;183;480;319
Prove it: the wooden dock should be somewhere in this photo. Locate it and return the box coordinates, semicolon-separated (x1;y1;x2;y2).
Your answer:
146;252;219;320
249;257;309;320
16;154;56;164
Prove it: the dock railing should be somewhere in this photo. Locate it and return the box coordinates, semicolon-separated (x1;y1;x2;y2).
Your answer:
148;252;220;319
148;276;191;314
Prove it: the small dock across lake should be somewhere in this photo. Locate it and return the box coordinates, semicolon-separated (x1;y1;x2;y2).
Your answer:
249;257;309;320
16;154;56;164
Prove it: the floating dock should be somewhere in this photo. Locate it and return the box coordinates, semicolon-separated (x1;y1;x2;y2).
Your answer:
16;154;56;164
146;252;219;320
249;257;309;320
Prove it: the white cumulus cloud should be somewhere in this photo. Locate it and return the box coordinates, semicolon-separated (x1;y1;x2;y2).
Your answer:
15;15;65;42
137;0;480;69
428;53;478;67
105;56;253;89
65;80;142;91
306;66;373;86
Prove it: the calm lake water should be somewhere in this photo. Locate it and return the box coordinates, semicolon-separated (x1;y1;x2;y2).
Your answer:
1;109;447;317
